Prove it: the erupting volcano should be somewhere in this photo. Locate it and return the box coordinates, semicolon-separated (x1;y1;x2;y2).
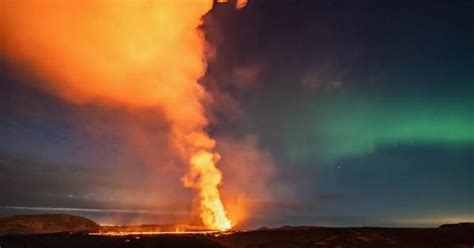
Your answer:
1;0;249;231
2;0;472;247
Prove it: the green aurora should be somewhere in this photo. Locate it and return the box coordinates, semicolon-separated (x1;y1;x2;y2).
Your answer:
285;92;473;162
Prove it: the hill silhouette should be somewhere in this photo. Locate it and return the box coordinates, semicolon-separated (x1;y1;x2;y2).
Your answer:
0;214;99;235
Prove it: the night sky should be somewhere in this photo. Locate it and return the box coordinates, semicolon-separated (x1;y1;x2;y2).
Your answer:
1;0;473;228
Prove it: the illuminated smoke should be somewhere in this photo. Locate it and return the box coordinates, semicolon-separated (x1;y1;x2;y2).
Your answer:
217;0;248;9
1;0;247;230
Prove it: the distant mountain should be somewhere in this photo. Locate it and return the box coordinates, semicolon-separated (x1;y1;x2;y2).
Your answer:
0;214;99;235
439;222;474;230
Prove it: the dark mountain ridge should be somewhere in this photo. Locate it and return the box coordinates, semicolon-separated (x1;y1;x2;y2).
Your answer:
0;214;99;235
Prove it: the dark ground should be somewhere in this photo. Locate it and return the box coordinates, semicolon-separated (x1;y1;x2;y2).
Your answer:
1;224;473;248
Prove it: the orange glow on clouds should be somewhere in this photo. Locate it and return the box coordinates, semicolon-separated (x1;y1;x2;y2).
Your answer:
1;0;247;230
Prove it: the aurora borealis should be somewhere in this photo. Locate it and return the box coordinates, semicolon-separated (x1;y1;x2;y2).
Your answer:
1;0;473;228
282;93;473;162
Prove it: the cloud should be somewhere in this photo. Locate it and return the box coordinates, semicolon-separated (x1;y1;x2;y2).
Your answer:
301;62;347;92
0;206;186;215
0;152;189;209
231;63;263;90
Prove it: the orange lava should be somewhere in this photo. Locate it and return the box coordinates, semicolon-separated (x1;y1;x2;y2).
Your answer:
89;230;234;237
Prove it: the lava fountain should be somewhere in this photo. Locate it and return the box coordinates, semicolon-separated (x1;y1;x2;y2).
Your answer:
1;0;247;230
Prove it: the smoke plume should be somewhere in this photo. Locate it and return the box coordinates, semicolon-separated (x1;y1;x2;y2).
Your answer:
1;0;249;230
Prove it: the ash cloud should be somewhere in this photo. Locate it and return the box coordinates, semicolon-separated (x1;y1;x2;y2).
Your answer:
0;1;277;228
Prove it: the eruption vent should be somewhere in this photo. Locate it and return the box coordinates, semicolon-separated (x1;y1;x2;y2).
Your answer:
1;0;247;230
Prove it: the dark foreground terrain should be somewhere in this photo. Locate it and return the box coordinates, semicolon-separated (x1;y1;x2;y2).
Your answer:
1;215;473;247
1;224;473;248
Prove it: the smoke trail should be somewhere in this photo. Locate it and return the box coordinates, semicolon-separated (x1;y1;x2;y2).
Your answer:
1;0;246;230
